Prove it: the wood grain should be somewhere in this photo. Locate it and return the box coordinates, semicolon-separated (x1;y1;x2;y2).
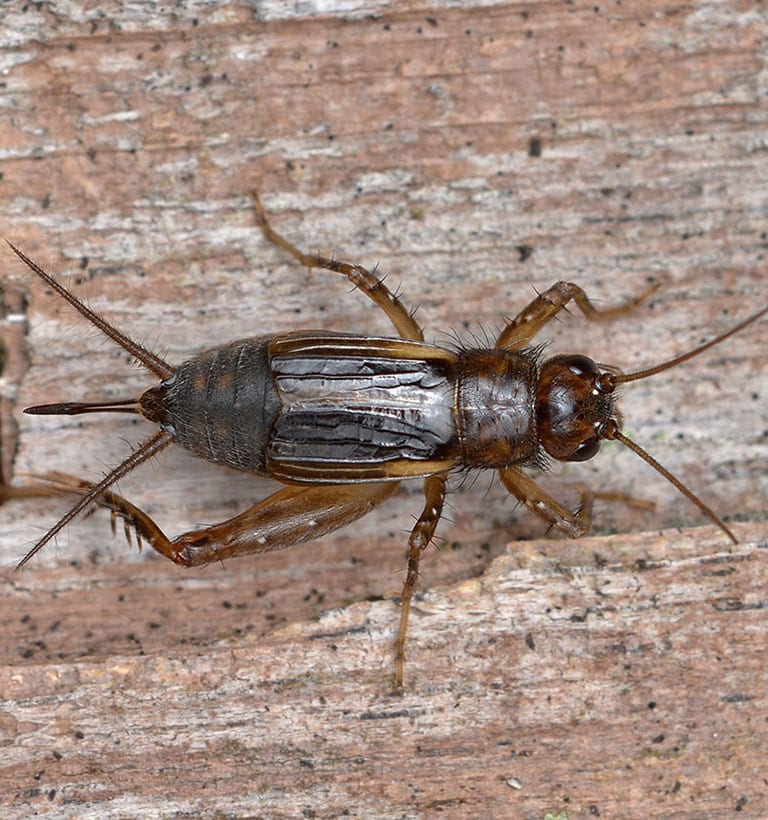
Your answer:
0;2;766;816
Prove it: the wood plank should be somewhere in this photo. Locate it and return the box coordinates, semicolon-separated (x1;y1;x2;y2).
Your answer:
1;2;766;816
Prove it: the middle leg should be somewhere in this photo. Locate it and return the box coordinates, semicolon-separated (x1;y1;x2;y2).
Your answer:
251;193;423;341
393;472;448;691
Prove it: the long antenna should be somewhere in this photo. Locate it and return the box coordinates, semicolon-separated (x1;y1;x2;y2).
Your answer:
5;241;174;381
595;304;766;543
599;420;737;544
611;305;768;386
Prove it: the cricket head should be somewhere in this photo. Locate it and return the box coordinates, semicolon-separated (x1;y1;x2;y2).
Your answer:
535;305;768;544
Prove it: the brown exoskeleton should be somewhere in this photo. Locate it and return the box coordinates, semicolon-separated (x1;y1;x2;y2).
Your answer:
4;195;766;690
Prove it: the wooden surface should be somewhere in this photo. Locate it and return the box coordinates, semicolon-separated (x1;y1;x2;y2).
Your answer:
0;1;766;817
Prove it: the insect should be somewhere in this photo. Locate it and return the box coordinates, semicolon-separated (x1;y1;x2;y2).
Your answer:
4;194;766;690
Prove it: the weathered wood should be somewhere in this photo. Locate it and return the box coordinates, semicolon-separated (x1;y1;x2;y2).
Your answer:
0;1;766;816
1;524;766;816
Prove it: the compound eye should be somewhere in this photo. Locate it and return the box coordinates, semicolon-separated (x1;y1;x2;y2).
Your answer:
562;354;598;378
566;437;600;462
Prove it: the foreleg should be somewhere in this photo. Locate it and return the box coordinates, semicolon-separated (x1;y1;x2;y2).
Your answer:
499;466;593;537
498;466;655;537
496;279;660;350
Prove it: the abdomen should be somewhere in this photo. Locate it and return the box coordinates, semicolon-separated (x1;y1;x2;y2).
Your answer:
160;337;281;473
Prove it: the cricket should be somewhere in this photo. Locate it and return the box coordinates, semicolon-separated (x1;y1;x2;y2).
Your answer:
4;194;765;689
